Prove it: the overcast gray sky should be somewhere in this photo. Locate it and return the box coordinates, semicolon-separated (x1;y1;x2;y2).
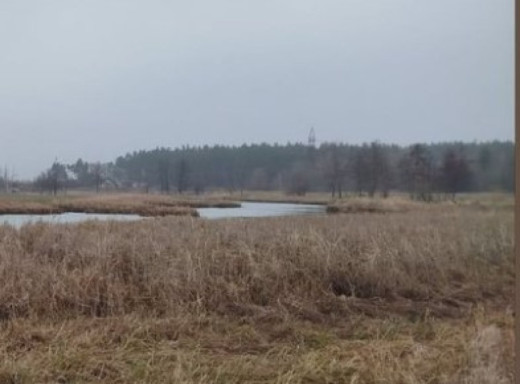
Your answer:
0;0;513;179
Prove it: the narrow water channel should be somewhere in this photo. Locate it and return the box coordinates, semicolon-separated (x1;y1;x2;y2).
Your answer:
197;202;326;219
0;202;326;227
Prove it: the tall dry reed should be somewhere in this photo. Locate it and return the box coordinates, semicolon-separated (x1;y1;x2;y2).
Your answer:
0;210;512;321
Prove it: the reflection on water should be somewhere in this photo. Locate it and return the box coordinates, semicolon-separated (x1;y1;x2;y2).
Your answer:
197;202;326;219
0;212;142;228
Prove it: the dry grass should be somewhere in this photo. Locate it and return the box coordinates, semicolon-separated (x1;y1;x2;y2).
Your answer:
0;193;241;217
0;199;513;382
0;210;512;319
326;195;430;214
454;193;514;212
0;308;513;383
326;193;514;214
55;194;200;217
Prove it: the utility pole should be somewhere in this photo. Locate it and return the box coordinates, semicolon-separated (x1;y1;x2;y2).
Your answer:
308;127;316;148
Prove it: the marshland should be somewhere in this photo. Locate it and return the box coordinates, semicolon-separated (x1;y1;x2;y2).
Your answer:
0;143;515;383
0;140;514;383
0;1;513;382
0;190;513;383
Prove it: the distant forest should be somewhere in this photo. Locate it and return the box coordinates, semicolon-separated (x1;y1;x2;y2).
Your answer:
12;140;514;200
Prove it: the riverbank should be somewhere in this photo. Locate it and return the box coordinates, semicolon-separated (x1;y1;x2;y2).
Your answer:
0;193;241;217
232;191;514;215
0;205;513;382
0;191;511;218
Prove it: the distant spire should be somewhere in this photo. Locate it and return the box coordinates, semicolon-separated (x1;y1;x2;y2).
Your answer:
308;127;316;148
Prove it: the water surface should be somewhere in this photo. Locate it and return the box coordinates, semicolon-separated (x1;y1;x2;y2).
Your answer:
197;201;326;219
0;202;326;227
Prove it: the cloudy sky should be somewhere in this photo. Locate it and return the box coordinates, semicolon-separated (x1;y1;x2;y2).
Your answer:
0;0;513;178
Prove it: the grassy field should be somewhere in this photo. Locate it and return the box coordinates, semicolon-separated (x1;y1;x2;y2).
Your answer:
0;192;513;383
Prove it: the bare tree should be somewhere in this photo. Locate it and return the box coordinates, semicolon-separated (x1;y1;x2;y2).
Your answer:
366;142;382;197
353;145;370;196
157;157;171;193
175;158;189;194
286;162;309;196
321;144;348;198
3;166;9;193
35;161;68;195
366;142;392;198
439;149;472;199
91;162;106;193
399;144;434;202
191;171;207;195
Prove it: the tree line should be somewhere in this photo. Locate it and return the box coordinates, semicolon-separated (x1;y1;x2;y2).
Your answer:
28;140;514;199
